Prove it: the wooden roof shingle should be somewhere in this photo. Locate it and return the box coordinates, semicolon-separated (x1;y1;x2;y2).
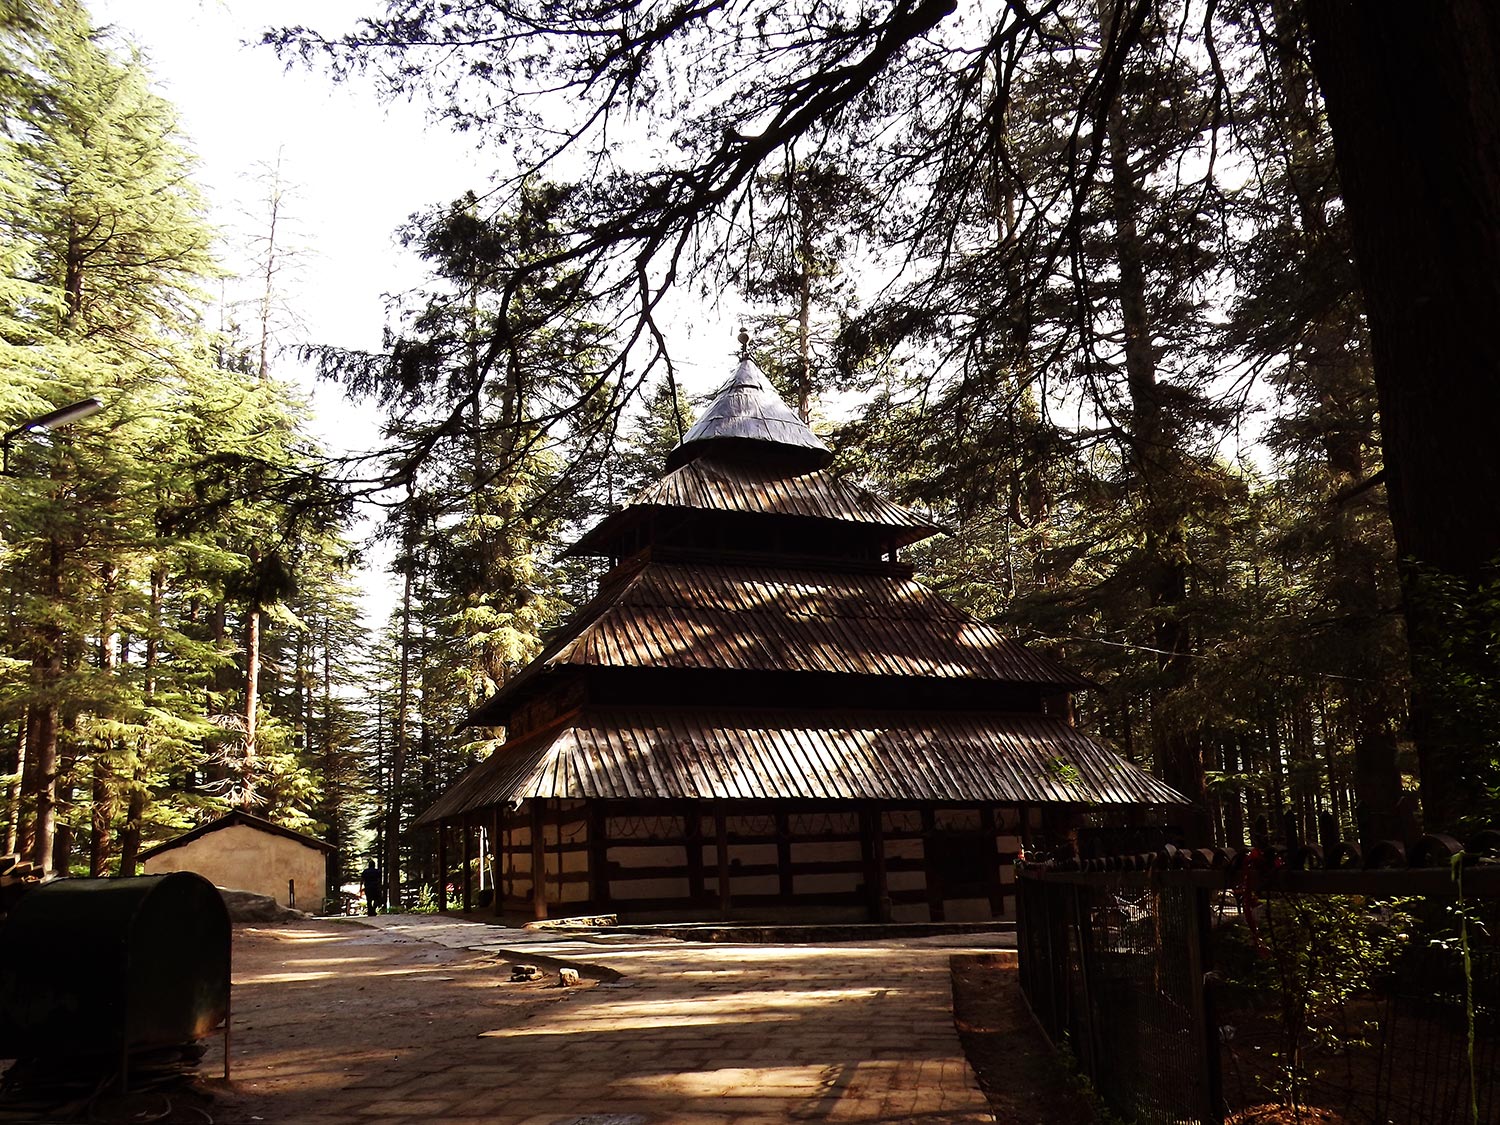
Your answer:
567;456;940;557
416;705;1186;824
468;560;1088;725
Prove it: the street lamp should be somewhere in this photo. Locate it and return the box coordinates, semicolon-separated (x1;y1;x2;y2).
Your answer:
2;397;104;474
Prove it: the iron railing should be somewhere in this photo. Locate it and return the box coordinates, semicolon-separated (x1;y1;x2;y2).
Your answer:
1017;830;1499;1125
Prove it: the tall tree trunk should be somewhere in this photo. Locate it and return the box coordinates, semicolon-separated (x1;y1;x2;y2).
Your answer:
1098;0;1208;839
90;562;119;875
6;717;25;854
321;627;341;897
90;755;113;877
119;566;164;876
117;785;144;877
24;536;64;873
52;747;75;876
1306;0;1500;831
386;543;415;910
243;601;260;808
795;182;814;423
1269;0;1403;846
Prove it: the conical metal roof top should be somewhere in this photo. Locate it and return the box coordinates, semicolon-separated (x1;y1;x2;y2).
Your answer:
664;358;832;471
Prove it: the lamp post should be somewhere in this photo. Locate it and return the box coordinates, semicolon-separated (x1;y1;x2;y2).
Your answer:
2;396;104;474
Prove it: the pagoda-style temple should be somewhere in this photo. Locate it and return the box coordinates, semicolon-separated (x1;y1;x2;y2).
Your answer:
415;357;1183;922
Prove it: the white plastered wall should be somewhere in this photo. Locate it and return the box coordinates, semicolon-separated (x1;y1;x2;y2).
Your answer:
143;823;327;909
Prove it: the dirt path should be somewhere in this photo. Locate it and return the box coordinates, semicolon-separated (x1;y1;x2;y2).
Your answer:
208;920;582;1123
189;918;1088;1125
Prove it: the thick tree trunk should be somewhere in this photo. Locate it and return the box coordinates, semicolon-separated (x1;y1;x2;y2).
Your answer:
90;755;113;877
117;784;144;877
1306;0;1500;831
1263;0;1406;846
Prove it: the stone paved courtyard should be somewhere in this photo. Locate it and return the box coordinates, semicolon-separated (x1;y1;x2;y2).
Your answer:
207;914;1014;1124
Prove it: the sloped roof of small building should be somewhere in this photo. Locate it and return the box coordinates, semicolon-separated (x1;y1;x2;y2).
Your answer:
417;705;1186;824
664;358;832;471
468;559;1089;726
139;810;334;861
568;456;940;557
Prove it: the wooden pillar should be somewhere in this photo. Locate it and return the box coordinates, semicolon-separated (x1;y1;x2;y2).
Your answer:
714;803;731;919
503;818;514;900
588;801;610;910
530;800;547;920
554;806;564;908
775;808;793;898
863;802;888;922
492;806;504;917
685;802;705;902
437;821;448;914
459;822;471;918
980;805;1002;917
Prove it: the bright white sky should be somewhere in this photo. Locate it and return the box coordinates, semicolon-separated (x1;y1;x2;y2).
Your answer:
92;0;743;626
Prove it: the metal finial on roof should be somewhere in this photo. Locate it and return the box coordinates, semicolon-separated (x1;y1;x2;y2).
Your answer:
737;327;750;359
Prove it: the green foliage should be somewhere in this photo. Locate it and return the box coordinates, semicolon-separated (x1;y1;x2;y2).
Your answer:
1221;894;1414;1108
1404;564;1500;831
0;1;364;879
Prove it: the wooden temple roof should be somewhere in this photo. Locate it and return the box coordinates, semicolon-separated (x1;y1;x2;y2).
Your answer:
567;456;939;557
468;559;1089;726
417;351;1187;828
664;358;831;471
415;706;1186;824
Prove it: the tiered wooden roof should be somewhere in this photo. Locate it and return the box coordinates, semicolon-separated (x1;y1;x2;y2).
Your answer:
566;456;939;557
417;707;1183;824
418;356;1183;827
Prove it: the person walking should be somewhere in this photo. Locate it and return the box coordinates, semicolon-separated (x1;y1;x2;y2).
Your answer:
361;859;382;916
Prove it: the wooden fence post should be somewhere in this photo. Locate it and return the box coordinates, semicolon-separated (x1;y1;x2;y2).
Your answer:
1186;885;1224;1124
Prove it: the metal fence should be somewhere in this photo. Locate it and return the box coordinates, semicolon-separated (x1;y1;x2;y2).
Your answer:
1016;835;1499;1125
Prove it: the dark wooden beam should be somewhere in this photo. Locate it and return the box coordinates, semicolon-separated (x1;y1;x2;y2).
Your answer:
461;813;473;913
436;821;448;914
492;806;504;917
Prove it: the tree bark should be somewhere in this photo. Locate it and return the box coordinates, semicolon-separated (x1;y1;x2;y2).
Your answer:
119;566;164;877
6;716;25;854
386;537;415;910
24;536;64;873
1306;0;1500;831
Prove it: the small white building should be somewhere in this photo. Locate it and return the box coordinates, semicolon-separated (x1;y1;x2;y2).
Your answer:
140;810;333;912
